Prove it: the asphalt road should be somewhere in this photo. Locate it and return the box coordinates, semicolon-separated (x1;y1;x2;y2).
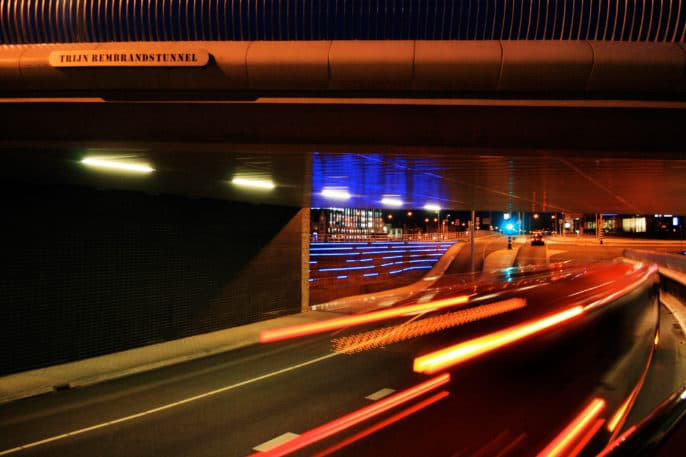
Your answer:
0;263;663;457
515;243;547;267
431;235;506;289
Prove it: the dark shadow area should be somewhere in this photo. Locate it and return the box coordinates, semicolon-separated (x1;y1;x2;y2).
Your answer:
0;180;302;375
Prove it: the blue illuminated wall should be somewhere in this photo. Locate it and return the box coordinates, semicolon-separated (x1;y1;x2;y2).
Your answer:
311;152;450;210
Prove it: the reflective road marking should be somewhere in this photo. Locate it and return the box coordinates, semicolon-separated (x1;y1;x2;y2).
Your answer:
0;353;339;456
365;388;396;401
253;432;300;452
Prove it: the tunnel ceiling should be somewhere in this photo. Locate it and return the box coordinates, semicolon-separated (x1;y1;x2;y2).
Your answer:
0;98;684;214
2;143;685;214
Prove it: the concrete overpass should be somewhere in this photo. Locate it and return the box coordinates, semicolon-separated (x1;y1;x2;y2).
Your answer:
1;7;686;449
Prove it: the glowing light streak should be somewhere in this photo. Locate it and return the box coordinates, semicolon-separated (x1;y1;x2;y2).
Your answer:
381;197;403;207
607;334;657;437
309;252;361;257
567;419;606;457
248;374;451;457
312;391;450;457
259;295;470;343
536;398;606;457
231;177;275;190
320;188;351;201
81;157;154;173
596;425;637;457
413;306;583;374
319;266;375;272
333;298;527;354
423;203;441;211
607;397;631;433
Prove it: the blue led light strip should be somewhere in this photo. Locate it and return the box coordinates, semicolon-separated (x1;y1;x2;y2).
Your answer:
319;265;376;272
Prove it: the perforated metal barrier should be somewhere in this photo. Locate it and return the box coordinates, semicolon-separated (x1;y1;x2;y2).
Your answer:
1;0;685;44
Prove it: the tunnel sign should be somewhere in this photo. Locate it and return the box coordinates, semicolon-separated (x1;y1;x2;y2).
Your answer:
49;50;209;67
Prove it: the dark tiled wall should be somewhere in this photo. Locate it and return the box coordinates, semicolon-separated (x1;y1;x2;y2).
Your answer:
0;183;304;375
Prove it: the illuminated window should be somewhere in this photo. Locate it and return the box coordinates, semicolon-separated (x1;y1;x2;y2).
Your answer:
622;217;646;233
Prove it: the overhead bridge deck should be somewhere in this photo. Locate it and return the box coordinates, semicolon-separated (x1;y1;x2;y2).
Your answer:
1;40;685;95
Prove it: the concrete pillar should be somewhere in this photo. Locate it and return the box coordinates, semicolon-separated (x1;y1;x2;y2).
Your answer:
470;209;476;273
301;207;311;312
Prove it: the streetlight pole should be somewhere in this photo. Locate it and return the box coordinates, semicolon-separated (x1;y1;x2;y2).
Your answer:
470;209;476;273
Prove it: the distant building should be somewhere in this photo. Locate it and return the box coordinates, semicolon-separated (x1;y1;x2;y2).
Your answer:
311;208;384;239
585;214;682;238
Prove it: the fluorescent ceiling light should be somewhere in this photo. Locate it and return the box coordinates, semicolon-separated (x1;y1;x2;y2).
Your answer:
321;188;351;201
381;197;403;207
231;177;275;190
81;157;154;173
424;204;441;212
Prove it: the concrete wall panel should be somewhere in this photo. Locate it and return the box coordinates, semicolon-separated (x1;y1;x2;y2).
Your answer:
329;40;414;89
164;41;249;90
499;41;593;91
0;45;27;90
588;42;686;92
414;41;501;91
3;40;686;95
20;44;101;90
677;43;686;94
247;41;330;89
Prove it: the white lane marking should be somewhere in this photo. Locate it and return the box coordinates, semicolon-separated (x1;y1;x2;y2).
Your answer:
253;432;299;452
365;388;395;401
0;353;338;456
417;292;438;303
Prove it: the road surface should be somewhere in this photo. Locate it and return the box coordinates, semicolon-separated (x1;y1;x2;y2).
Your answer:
0;263;663;457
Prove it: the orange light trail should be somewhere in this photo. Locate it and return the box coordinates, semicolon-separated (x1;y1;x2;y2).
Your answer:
596;425;637;457
260;295;470;343
606;398;631;433
413;306;583;374
536;398;606;457
248;373;450;457
607;329;657;438
312;391;450;457
567;418;605;457
333;298;526;354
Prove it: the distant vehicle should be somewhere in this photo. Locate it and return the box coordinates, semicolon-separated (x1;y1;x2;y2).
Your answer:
531;233;545;246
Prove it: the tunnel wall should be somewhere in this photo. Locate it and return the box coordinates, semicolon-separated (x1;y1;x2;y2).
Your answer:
0;181;306;375
0;40;685;95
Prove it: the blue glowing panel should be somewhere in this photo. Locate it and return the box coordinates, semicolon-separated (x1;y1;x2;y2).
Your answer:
311;152;449;209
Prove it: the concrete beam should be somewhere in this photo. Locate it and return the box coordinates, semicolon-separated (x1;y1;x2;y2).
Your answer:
1;41;685;96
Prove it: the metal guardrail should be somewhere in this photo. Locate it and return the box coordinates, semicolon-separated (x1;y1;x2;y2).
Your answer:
624;249;686;275
597;249;686;456
1;0;685;44
600;382;686;456
624;249;686;302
